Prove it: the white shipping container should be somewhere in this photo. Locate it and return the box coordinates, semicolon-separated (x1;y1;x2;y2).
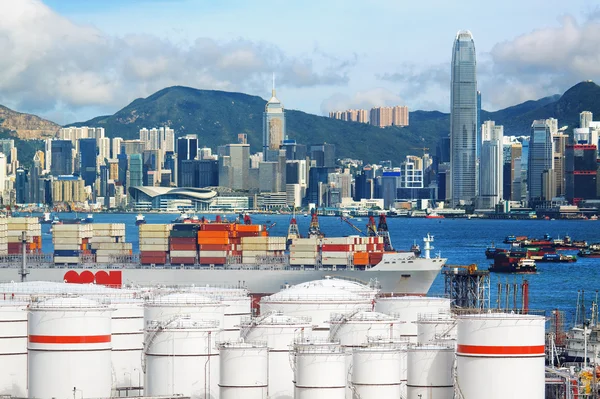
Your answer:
88;237;118;243
93;223;126;230
139;244;170;252
241;244;269;251
51;224;84;232
241;237;269;245
289;244;318;251
267;237;287;244
290;258;317;265
169;250;197;258
241;256;257;264
7;217;38;224
53;256;79;264
139;237;169;245
241;250;268;256
323;237;353;245
91;243;132;251
138;231;171;239
53;244;83;251
95;256;112;264
140;224;172;232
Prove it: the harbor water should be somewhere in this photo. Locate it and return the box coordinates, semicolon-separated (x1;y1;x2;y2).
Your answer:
34;212;600;322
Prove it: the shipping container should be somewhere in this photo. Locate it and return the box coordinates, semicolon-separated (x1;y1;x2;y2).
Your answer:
139;224;172;232
169;250;197;258
170;230;198;238
170;257;196;265
197;237;230;245
139;237;169;245
138;231;171;239
172;224;200;232
53;256;80;264
199;250;228;258
198;257;227;265
140;256;168;265
140;244;170;252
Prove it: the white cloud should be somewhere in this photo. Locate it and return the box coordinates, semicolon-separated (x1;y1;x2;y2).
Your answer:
0;0;353;121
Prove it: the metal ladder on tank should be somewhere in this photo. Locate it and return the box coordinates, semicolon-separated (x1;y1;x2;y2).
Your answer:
453;357;466;399
239;310;278;340
329;308;363;341
141;314;191;373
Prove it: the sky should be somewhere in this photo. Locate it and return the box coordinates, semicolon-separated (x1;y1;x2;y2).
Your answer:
1;0;600;124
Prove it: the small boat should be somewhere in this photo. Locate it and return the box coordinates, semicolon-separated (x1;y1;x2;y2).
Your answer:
172;212;190;223
135;214;147;226
39;212;53;224
591;215;598;221
82;214;94;223
425;211;444;219
51;216;62;225
578;247;600;258
539;253;577;263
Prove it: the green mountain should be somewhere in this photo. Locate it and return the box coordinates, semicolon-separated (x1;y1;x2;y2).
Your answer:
72;86;446;164
72;81;600;165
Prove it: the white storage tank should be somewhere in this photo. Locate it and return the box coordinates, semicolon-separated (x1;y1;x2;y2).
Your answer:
0;300;28;397
292;277;379;299
456;313;545;399
293;340;348;399
329;311;401;347
406;344;454;399
218;340;268;399
240;312;313;399
108;298;145;395
144;317;220;399
260;285;371;338
351;342;405;399
416;312;457;344
374;296;451;341
144;292;226;326
28;296;113;399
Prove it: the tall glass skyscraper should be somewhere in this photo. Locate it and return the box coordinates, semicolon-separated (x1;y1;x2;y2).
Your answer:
450;31;477;206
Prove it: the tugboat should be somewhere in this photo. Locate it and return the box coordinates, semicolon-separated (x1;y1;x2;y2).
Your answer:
578;244;600;258
82;213;94;223
135;214;147;226
489;252;537;273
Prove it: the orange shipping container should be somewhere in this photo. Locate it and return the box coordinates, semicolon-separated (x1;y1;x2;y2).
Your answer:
197;237;230;245
236;224;261;232
197;231;229;239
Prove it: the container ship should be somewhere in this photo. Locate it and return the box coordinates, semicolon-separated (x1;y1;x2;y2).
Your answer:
489;251;537;273
0;216;446;296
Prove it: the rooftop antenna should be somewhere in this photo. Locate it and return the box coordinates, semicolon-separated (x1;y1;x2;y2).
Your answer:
272;72;276;96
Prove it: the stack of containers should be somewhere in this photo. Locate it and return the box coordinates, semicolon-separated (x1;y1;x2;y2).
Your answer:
232;223;265;260
7;217;41;254
197;223;230;265
139;224;171;265
240;236;286;264
0;218;7;255
53;224;93;264
367;236;386;266
89;223;131;263
289;237;319;266
170;224;199;265
321;237;354;266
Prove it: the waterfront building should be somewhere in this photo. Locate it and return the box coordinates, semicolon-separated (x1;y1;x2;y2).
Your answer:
450;30;478;206
528;120;554;203
127;153;143;189
478;121;503;208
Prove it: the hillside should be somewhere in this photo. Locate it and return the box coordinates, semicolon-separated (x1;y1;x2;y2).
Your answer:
72;86;447;164
0;105;60;139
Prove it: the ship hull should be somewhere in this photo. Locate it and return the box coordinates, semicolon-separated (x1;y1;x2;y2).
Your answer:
0;258;445;295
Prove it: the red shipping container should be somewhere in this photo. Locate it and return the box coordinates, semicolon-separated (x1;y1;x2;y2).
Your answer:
170;243;198;251
170;257;196;265
237;232;260;238
140;256;167;264
229;251;242;257
201;224;231;232
321;244;352;252
198;257;226;265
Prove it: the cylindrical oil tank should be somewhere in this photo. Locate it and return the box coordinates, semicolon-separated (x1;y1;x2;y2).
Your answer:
108;298;145;394
144;317;220;399
190;286;251;341
28;297;113;399
374;296;451;341
218;340;268;399
416;312;457;344
329;311;401;347
0;300;28;397
240;312;312;399
293;341;348;399
145;292;226;326
351;342;404;399
292;277;379;300
406;344;454;399
456;313;546;399
260;285;371;338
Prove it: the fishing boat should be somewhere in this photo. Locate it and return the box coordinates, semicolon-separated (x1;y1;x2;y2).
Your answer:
135;214;147;226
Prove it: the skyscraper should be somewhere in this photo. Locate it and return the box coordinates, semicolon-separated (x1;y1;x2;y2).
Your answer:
450;30;477;206
50;140;74;176
79;138;98;187
263;80;285;161
478;121;503;208
528;120;554;202
176;135;198;186
218;144;250;190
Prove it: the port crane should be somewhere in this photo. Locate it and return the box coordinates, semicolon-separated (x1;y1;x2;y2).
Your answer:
377;214;394;251
286;211;301;248
340;215;368;236
308;208;324;238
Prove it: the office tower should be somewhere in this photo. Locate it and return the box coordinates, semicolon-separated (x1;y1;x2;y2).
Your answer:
0;139;14;156
97;137;110;172
400;156;424;188
306;167;336;206
15;168;29;204
476;91;482;161
198;160;219;187
218;144;250;190
79;138;98;187
199;147;213;160
117;153;128;187
528;120;554;202
381;169;401;208
120;140;145;156
310;144;336;168
164;151;176;184
30;153;42;204
565;139;598;203
553;132;568;197
127;154;143;189
328;172;352;199
176;135;198;186
259;162;279;192
51;140;74;176
99;164;110;208
44;138;52;171
450;30;478;206
263;83;285;160
581;111;593;129
142;150;161;186
112;137;123;159
478;121;503;208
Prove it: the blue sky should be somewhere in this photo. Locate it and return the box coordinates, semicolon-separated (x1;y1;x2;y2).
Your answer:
1;0;599;123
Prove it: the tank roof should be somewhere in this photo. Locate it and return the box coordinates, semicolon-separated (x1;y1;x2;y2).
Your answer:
146;292;220;306
330;311;399;323
263;285;367;302
292;277;378;296
30;296;107;309
0;281;138;296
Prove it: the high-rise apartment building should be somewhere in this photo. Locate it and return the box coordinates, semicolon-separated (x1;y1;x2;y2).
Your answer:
528;120;554;202
263;86;285;160
112;137;123;159
478;121;503;208
450;30;478;206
